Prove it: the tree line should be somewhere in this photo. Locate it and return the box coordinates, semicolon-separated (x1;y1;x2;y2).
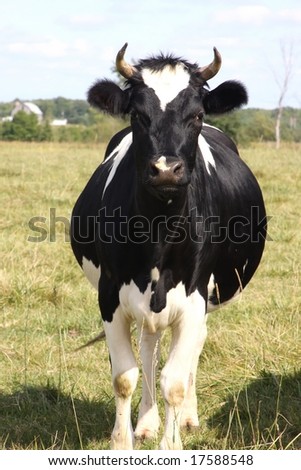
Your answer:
0;98;301;145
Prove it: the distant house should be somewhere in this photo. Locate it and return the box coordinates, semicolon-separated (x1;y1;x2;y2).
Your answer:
51;118;68;126
11;100;43;123
1;116;13;122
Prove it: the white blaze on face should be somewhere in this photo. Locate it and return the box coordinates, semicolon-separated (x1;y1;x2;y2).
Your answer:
154;156;169;172
141;64;190;111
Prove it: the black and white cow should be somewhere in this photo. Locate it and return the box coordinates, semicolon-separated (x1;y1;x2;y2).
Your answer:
71;43;266;450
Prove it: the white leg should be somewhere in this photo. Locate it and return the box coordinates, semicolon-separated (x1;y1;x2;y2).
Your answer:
181;315;207;428
103;309;139;450
160;292;207;450
135;327;161;440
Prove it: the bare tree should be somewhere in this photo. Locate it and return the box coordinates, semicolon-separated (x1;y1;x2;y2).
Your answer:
274;42;294;149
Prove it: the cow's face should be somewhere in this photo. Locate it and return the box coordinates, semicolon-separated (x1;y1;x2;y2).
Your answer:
88;44;248;201
129;67;206;200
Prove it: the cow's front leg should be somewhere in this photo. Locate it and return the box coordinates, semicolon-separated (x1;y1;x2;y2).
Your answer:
103;308;139;450
135;327;161;440
181;315;207;429
160;292;207;450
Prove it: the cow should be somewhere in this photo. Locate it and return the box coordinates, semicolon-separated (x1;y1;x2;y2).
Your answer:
70;43;266;450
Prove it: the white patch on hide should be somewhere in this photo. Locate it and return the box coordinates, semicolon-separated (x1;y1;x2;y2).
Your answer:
82;256;100;290
198;133;216;175
102;132;133;197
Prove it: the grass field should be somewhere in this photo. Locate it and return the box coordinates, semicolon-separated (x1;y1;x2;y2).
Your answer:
0;140;300;450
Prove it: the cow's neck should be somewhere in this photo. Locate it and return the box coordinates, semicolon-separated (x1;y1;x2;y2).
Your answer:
133;186;198;294
131;173;211;303
134;187;188;255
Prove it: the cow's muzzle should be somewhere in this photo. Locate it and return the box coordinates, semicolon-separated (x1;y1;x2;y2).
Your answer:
148;156;187;196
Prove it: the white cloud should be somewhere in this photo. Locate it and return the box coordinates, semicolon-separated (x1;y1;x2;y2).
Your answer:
7;38;92;60
279;8;301;22
67;14;105;27
8;39;68;58
100;45;117;61
73;39;90;55
215;5;271;25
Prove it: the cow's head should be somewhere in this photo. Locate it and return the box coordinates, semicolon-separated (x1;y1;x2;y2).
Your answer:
88;43;247;201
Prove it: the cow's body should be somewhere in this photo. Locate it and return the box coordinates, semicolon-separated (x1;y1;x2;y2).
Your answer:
71;44;266;449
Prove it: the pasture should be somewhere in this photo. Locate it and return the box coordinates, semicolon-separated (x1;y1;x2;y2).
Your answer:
0;140;300;450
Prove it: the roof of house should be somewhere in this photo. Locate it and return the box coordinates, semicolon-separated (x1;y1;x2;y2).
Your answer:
23;102;43;116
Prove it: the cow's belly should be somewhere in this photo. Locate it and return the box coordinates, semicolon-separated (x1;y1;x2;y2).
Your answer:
207;270;245;312
119;280;205;334
81;257;240;321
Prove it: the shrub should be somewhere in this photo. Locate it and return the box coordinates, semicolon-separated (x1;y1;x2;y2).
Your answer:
0;111;53;142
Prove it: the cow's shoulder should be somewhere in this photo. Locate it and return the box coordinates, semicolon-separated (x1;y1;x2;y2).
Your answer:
202;123;239;155
104;126;132;160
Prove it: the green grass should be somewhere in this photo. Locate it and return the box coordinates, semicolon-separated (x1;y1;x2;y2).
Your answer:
0;141;300;450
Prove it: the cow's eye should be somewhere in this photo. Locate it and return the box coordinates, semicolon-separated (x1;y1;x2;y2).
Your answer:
195;111;204;122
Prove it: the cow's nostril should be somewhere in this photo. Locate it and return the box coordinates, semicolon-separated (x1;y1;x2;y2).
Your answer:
150;162;160;177
150;158;183;178
149;158;185;186
172;162;183;174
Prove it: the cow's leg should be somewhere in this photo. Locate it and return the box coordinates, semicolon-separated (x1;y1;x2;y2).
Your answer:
135;327;161;440
103;308;139;450
160;292;206;450
180;315;207;428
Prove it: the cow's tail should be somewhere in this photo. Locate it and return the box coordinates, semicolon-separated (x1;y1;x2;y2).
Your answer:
74;325;137;352
75;330;106;352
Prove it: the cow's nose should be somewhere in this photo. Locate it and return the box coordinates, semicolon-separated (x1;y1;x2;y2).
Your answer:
150;157;184;186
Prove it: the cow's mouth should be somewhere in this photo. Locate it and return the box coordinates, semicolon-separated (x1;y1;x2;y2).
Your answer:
149;182;188;200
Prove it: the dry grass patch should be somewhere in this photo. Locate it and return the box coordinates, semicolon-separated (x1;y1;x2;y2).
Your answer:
0;141;300;449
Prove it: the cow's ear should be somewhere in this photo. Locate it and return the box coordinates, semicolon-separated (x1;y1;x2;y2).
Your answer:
87;80;130;115
203;80;248;115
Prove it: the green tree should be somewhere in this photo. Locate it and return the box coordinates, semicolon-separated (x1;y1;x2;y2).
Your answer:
2;111;40;141
205;111;246;145
39;121;53;141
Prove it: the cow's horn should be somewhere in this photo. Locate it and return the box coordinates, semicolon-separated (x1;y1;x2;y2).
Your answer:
198;47;222;81
116;42;136;79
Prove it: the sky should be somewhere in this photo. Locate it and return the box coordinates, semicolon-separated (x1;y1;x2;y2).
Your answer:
1;0;301;109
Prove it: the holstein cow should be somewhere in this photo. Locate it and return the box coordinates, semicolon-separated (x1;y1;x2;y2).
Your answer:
71;43;266;449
